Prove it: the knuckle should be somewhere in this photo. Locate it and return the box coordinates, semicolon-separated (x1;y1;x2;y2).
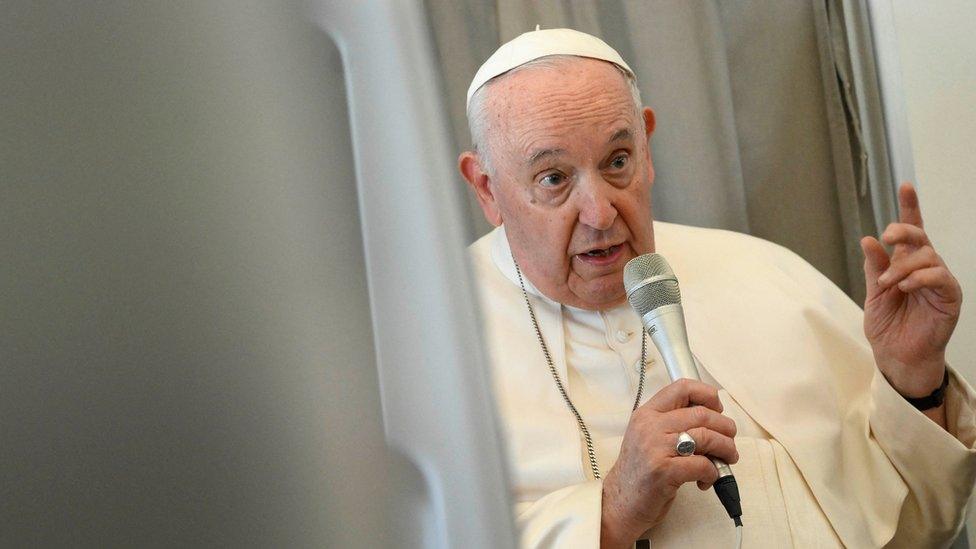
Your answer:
697;457;719;483
708;468;720;485
689;427;710;447
707;387;720;407
725;438;740;463
725;417;738;437
910;269;931;284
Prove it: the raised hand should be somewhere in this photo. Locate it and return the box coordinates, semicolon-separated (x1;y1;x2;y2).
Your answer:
600;379;738;548
859;183;962;400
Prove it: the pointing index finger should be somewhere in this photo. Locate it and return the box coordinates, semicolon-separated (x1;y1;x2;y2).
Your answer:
898;182;924;229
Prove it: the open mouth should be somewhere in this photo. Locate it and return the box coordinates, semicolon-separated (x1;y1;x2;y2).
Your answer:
580;244;622;258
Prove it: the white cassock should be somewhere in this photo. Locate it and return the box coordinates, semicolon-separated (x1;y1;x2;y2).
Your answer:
469;221;976;548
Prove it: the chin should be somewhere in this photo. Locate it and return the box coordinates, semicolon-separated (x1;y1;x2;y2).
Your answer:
576;281;627;310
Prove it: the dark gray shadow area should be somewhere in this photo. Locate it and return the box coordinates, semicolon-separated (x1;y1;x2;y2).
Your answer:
1;3;394;546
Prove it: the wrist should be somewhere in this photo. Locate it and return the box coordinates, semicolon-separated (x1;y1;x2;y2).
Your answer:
877;356;947;398
900;368;950;411
892;368;946;399
599;516;633;549
600;513;640;549
600;481;642;548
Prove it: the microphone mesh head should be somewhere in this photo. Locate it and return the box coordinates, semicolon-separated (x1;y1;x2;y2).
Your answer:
624;254;682;316
623;254;673;290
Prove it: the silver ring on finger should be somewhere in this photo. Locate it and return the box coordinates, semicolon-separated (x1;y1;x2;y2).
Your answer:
676;431;696;457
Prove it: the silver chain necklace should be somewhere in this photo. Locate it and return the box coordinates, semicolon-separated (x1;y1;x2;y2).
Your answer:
513;256;647;480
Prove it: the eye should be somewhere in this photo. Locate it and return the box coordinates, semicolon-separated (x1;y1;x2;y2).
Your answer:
539;172;566;188
609;153;629;170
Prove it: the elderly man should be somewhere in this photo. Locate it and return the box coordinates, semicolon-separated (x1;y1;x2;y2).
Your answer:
458;29;976;548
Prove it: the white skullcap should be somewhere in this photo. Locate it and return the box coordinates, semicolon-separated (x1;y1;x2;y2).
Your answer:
466;28;634;109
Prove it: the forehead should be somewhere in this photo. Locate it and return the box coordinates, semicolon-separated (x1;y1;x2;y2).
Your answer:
485;58;637;160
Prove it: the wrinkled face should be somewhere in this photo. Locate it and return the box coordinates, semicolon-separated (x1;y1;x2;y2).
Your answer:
468;58;656;310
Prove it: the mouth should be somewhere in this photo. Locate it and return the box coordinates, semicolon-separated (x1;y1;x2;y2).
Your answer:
576;244;625;266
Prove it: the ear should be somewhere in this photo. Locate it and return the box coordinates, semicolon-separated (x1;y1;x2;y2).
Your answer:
459;151;503;226
642;107;656;138
641;107;657;186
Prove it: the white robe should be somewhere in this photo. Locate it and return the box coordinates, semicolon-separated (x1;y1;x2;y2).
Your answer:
469;221;976;548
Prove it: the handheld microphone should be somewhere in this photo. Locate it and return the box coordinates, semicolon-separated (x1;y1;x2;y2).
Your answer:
624;253;742;527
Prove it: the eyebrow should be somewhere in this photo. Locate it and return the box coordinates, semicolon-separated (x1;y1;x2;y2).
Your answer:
524;129;634;167
608;128;632;143
526;147;565;167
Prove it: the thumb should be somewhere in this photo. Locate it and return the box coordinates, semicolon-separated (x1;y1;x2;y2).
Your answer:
860;236;890;297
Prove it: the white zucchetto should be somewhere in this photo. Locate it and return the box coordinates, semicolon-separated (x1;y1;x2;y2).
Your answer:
466;28;634;109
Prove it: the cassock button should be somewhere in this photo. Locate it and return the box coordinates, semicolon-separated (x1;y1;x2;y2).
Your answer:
615;329;632;343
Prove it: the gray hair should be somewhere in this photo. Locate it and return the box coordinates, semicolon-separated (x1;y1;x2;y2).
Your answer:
466;55;644;176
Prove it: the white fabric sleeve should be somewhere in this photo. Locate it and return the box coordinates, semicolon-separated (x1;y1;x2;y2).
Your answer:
514;480;604;549
869;366;976;547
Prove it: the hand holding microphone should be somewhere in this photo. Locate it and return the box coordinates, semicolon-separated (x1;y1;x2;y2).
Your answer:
623;254;742;526
599;254;743;548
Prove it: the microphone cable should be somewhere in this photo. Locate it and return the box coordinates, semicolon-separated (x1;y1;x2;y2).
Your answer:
714;474;743;547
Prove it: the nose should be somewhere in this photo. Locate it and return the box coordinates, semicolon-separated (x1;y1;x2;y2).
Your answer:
576;175;618;231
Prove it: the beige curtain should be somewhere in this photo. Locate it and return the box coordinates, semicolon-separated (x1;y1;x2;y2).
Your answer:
424;0;897;304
